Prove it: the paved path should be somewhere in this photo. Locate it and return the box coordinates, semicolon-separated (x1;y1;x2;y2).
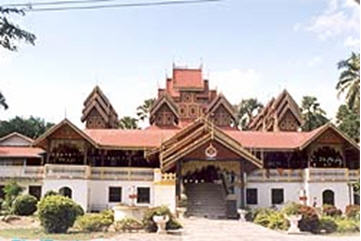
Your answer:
101;218;359;241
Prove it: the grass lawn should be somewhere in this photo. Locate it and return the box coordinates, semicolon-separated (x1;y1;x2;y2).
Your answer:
0;228;117;240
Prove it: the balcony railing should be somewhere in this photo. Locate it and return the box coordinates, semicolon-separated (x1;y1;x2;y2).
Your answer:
91;167;154;181
306;168;360;182
248;168;360;183
247;169;303;182
0;165;44;179
44;164;90;179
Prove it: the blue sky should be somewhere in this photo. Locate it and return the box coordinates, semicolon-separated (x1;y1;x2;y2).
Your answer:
0;0;359;127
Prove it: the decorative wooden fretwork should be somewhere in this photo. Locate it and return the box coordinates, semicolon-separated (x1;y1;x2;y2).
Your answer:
310;146;344;168
181;160;240;176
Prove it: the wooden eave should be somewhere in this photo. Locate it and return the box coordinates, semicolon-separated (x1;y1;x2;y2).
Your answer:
150;94;179;120
205;94;237;120
299;123;360;151
0;132;34;145
33;119;98;148
81;101;110;123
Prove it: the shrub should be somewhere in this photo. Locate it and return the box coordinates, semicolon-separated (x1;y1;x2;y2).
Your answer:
114;217;143;232
245;207;273;222
254;209;288;230
322;204;342;217
345;205;360;219
37;195;83;233
298;205;320;233
75;209;113;232
2;181;23;213
281;202;301;216
13;194;37;216
335;217;360;233
44;190;58;198
318;216;337;233
142;206;182;232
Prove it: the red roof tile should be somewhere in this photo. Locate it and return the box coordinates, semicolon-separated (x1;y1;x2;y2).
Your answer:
173;68;203;89
0;147;44;158
84;129;179;148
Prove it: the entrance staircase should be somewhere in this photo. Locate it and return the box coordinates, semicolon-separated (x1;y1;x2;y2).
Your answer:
185;183;227;219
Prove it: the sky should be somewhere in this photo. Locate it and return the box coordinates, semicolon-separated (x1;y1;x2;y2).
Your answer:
0;0;360;128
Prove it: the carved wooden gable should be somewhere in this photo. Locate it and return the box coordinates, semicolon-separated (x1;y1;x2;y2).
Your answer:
153;104;178;127
279;110;300;131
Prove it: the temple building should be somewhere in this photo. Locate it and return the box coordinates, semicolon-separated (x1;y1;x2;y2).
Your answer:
0;65;359;219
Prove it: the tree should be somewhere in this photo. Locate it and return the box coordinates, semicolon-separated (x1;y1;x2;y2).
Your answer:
2;180;23;213
0;91;8;110
336;104;360;142
301;96;329;131
119;116;139;130
336;52;360;113
0;116;54;138
136;98;155;122
234;98;263;130
0;7;36;51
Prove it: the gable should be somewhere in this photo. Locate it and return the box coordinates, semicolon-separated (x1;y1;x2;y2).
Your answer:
278;110;300;131
0;133;33;147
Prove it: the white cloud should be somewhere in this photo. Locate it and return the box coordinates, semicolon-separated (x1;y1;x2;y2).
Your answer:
344;35;360;47
307;56;323;67
295;0;359;43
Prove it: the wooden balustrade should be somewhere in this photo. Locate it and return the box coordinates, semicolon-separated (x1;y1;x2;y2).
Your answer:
91;167;154;181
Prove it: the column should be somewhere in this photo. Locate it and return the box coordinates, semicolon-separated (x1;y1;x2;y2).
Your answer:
240;159;245;208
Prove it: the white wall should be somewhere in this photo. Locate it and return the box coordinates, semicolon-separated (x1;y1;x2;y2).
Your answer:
153;183;176;213
305;182;351;211
245;182;304;208
88;180;154;211
42;179;90;211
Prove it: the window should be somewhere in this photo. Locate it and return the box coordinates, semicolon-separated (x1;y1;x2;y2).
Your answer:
271;189;284;205
109;187;122;202
137;187;150;204
59;187;72;199
0;185;4;199
29;186;42;200
322;189;335;205
246;188;258;205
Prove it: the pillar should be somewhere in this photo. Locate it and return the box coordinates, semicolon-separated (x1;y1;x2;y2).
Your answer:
240;159;245;208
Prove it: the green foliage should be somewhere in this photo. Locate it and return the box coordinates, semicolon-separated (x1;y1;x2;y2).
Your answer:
114;217;143;232
0;116;54;139
336;104;360;142
136;98;155;122
281;202;301;216
0;7;36;51
118;116;139;130
234;98;263;130
13;194;37;216
318;216;337;233
345;204;360;219
142;206;182;232
37;195;83;233
253;209;288;230
301;96;329;131
335;217;360;233
322;204;342;217
0;92;8;110
245;207;273;222
1;181;23;213
74;210;113;232
44;190;59;198
337;52;360;113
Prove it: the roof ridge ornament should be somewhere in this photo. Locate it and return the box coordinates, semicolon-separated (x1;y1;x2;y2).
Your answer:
205;143;217;159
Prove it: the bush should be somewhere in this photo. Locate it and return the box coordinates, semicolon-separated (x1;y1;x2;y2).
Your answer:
114;217;143;232
38;195;84;233
281;202;301;216
335;217;360;233
345;205;360;219
142;206;182;232
254;209;288;231
44;190;58;198
322;204;342;217
298;205;320;233
13;194;37;216
2;181;23;213
75;209;113;232
245;207;273;222
318;216;337;233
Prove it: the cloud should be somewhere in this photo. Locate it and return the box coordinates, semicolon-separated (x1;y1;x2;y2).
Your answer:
295;0;359;43
344;36;360;47
307;56;323;67
209;68;262;104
